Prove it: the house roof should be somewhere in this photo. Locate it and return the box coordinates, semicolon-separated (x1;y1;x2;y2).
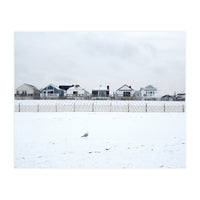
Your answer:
177;93;185;96
67;85;90;94
144;85;157;91
161;95;173;98
116;84;134;91
16;83;40;91
59;85;74;91
92;85;108;91
42;84;64;91
67;85;84;91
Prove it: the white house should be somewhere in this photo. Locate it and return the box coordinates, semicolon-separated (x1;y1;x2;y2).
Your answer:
135;85;158;100
91;85;110;99
115;84;135;100
15;83;40;100
59;85;74;96
66;85;90;99
40;84;64;99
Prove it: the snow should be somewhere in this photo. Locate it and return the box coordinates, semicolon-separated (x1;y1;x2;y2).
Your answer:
14;100;185;112
15;100;185;106
92;85;108;91
15;112;185;168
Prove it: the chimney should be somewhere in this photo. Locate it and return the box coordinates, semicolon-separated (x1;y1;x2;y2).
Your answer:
107;85;109;90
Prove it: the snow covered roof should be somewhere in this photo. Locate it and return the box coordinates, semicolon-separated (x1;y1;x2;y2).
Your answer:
67;85;84;91
67;85;90;94
116;84;134;91
92;85;108;91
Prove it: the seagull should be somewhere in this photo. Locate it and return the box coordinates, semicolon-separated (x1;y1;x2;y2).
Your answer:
81;133;88;137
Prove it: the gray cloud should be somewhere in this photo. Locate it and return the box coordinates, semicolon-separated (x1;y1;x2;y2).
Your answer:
15;32;185;96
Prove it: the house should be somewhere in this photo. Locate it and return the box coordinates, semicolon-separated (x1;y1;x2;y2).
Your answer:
135;85;158;100
40;84;64;99
91;85;110;99
115;84;135;100
161;95;174;101
59;85;74;97
66;85;90;99
174;93;185;101
15;83;40;100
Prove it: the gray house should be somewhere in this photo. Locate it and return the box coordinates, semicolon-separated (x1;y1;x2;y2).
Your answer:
15;83;40;100
91;85;110;99
40;84;64;99
135;85;158;100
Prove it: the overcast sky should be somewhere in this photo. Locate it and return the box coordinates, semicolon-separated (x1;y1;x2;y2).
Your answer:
15;32;185;95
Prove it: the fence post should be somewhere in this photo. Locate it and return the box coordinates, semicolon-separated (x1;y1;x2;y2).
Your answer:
56;103;57;112
74;103;75;112
19;103;20;112
92;103;94;112
145;104;147;112
183;105;184;112
38;104;39;112
128;103;129;112
164;104;165;112
110;103;112;112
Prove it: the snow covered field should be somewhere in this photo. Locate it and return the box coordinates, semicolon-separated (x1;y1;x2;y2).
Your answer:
15;112;185;168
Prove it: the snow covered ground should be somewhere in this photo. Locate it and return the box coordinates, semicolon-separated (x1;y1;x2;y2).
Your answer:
15;112;185;168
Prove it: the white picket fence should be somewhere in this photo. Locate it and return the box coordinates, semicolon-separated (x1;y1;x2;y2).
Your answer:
14;100;185;112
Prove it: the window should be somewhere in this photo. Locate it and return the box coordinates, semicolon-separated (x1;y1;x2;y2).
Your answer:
73;91;78;96
22;91;27;95
123;92;130;97
92;91;98;97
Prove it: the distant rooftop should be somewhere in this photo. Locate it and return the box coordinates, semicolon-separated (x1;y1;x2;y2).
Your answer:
16;83;39;91
144;85;157;91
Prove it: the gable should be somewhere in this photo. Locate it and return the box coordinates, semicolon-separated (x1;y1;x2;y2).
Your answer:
117;84;133;91
42;84;61;93
16;84;34;93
